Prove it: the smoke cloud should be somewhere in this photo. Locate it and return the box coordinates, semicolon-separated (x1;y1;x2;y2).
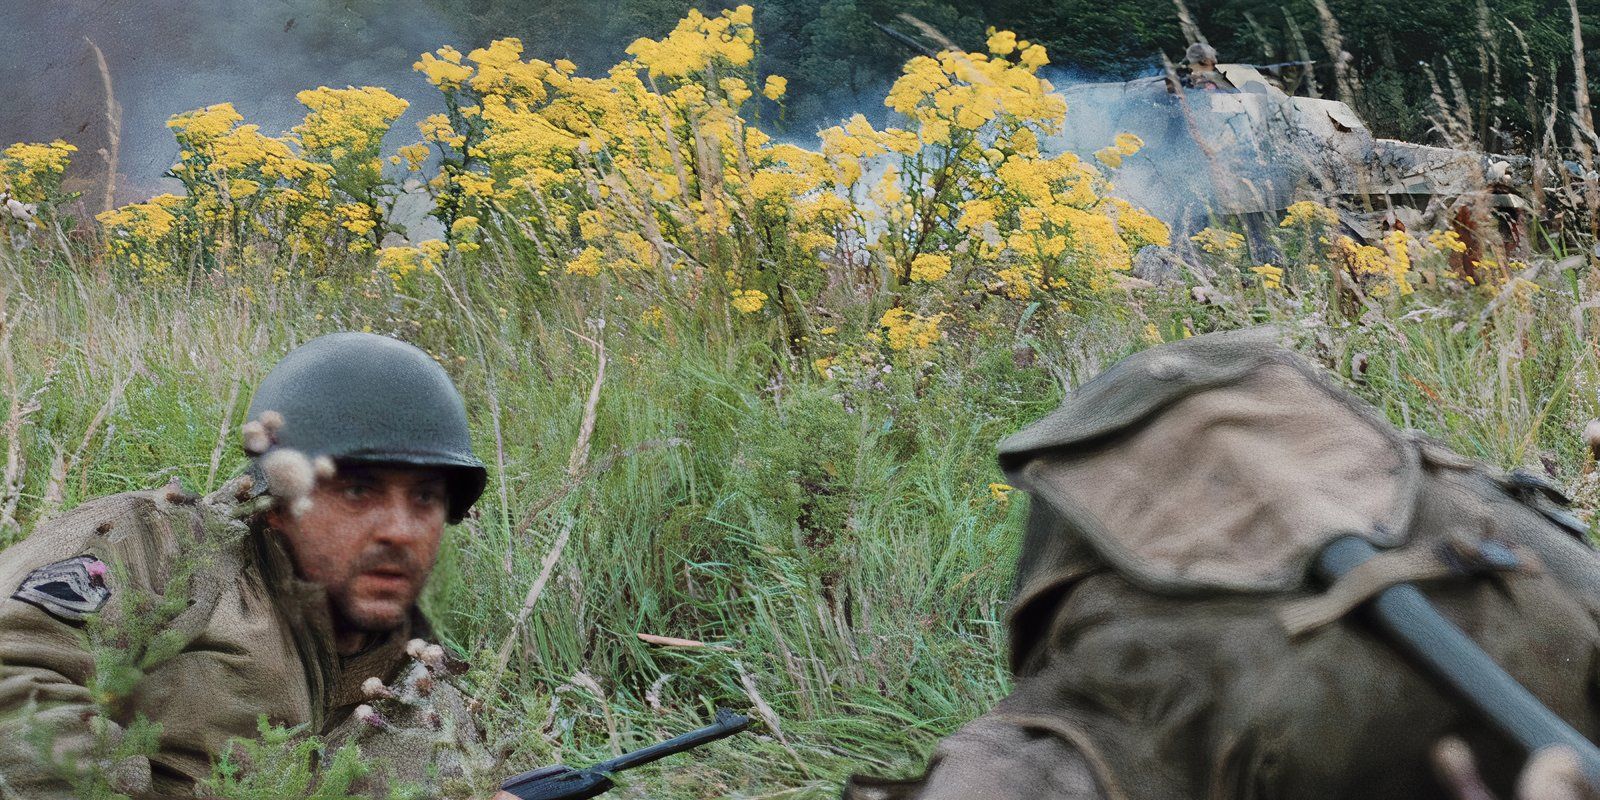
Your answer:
2;0;461;206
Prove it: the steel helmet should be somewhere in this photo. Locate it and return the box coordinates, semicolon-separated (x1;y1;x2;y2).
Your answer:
246;332;487;523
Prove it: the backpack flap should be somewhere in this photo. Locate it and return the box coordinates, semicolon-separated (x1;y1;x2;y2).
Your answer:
999;328;1424;612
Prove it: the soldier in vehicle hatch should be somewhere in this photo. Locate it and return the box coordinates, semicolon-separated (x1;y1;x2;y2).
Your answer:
1179;42;1224;91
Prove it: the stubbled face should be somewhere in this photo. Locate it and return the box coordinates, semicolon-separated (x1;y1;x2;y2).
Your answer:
268;464;449;634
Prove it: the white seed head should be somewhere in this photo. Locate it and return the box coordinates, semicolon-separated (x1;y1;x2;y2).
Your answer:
312;455;337;479
361;677;390;699
261;448;315;502
290;497;314;518
240;421;270;455
1584;419;1600;455
421;644;446;671
258;410;285;433
355;704;386;729
406;638;429;659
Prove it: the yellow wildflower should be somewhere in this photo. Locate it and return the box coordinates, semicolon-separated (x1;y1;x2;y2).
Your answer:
880;307;943;350
731;289;768;313
763;75;787;101
909;252;953;282
989;482;1014;502
1250;263;1284;289
1191;227;1246;257
987;29;1018;56
566;246;605;276
1428;229;1468;254
1280;200;1339;228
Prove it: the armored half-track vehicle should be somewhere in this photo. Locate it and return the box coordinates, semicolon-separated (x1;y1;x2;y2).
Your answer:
1049;63;1526;244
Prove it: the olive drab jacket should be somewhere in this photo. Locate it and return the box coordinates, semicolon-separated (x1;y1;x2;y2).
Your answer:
845;327;1600;800
0;480;484;798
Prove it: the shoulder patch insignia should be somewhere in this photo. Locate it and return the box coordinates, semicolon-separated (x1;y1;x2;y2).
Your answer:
11;555;112;624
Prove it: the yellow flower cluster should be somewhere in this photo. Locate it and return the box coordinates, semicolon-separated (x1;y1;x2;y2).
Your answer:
68;2;1176;360
1280;200;1339;229
294;86;410;163
909;253;952;283
414;46;474;91
1094;132;1143;169
96;85;415;275
375;242;445;282
1428;229;1468;254
1249;263;1284;289
0;139;77;203
625;6;755;79
763;75;787;101
96;194;186;281
1329;234;1413;297
883;36;1063;148
731;289;768;313
880;307;943;351
1191;226;1246;257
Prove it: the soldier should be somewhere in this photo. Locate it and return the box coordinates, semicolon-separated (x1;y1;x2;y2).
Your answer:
0;332;517;798
1181;42;1222;91
844;328;1600;800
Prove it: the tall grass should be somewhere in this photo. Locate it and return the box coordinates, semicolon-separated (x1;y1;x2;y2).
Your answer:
5;4;1600;796
3;208;1598;797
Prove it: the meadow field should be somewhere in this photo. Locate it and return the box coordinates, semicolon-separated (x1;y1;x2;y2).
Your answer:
3;5;1600;798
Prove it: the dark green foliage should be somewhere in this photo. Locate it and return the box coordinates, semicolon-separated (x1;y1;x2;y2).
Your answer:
199;716;403;800
424;0;1597;143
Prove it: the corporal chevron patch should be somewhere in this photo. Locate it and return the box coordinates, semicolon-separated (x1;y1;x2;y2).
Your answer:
12;555;112;624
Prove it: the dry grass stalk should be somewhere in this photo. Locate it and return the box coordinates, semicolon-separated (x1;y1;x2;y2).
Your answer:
734;659;798;762
38;368;133;521
0;309;57;536
1171;0;1207;46
85;37;121;214
635;632;730;650
1570;0;1600;242
1310;0;1357;103
205;373;242;491
493;330;608;675
565;329;605;477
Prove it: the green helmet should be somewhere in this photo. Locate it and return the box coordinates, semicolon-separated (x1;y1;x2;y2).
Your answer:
247;332;487;523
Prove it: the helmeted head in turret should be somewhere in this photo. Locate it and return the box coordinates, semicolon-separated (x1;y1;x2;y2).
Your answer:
1185;42;1218;70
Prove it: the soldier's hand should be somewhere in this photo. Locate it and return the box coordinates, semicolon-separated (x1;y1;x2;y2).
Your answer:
1433;737;1600;800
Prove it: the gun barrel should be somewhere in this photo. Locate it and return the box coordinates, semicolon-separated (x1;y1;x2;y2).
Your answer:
595;709;751;774
1315;536;1600;781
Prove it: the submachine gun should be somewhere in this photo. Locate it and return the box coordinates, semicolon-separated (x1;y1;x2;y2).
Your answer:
498;708;751;799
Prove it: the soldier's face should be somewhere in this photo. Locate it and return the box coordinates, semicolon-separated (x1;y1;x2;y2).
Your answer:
269;464;449;635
